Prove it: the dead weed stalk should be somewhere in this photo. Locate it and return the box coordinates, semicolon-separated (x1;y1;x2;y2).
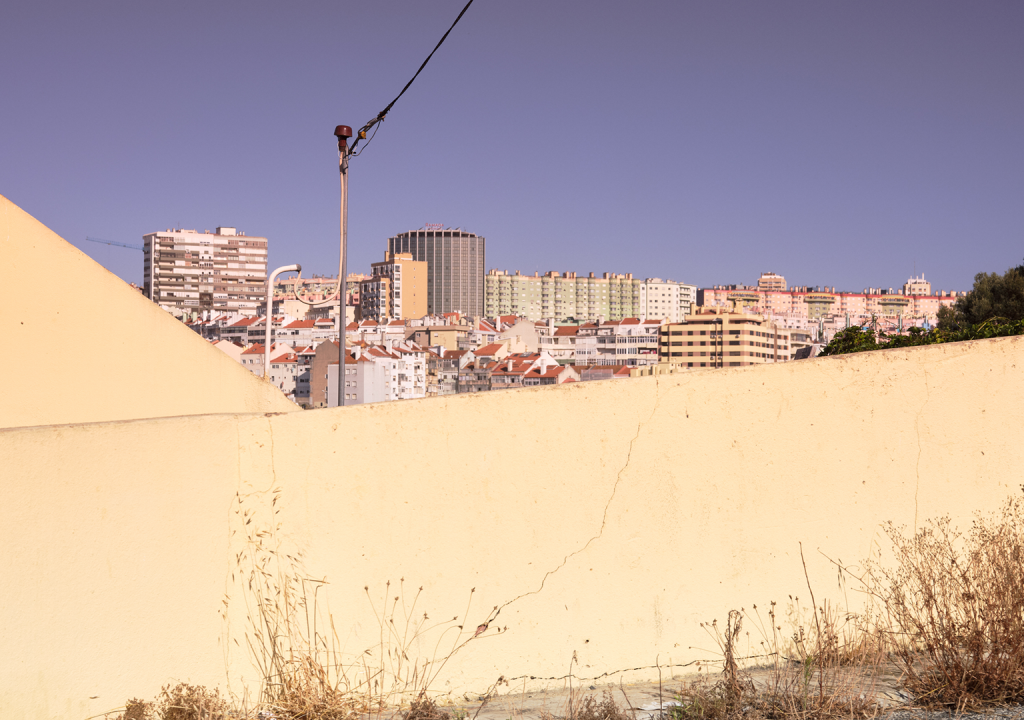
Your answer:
232;489;500;720
866;490;1024;710
673;546;885;720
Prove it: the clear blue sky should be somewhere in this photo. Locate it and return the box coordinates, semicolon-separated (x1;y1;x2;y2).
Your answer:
2;1;1021;293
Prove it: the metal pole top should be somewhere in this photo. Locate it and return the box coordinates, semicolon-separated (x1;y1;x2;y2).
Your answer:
334;125;353;151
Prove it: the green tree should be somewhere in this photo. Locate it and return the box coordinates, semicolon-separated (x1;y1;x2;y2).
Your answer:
818;326;879;356
938;259;1024;330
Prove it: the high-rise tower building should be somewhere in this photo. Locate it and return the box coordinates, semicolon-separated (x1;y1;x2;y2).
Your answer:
387;228;485;317
359;251;428;322
143;226;268;314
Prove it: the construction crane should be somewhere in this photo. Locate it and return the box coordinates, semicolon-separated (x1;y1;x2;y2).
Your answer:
85;236;143;251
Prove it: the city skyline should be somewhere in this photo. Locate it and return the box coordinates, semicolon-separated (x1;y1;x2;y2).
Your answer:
2;1;1021;294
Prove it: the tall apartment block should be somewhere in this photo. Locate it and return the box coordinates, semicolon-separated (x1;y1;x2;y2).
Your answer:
387;229;485;317
359;252;428;322
143;227;268;314
485;270;696;323
658;308;793;369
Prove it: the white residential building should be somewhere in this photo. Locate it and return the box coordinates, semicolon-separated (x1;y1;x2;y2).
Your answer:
575;318;662;367
278;318;338;348
239;342;293;376
536;320;581;365
211;339;245;363
326;341;427;406
268;352;302;400
639;278;697;323
457;318;501;350
143;226;268;314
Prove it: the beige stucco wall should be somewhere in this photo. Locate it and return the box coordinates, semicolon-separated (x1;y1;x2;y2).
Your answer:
0;194;299;428
2;336;1023;720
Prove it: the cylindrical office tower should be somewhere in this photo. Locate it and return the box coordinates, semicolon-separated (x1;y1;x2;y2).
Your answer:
387;228;486;317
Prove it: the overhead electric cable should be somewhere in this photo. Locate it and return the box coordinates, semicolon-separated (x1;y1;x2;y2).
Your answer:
350;0;476;156
297;1;475;313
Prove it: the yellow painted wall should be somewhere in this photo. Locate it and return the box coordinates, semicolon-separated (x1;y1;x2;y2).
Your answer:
2;336;1023;720
0;194;299;428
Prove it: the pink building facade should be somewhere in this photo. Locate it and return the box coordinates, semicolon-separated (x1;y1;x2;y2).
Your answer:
698;275;965;334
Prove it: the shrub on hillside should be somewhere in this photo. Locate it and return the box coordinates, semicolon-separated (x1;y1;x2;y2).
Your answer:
819;318;1024;357
868;492;1024;709
938;259;1024;330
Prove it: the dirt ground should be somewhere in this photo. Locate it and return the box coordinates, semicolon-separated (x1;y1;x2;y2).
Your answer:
436;663;912;720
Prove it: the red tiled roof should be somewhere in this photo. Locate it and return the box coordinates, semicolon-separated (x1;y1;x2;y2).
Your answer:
475;343;504;356
554;326;579;336
492;365;528;376
524;365;563;378
328;353;360;365
284;319;316;329
242;342;290;355
229;317;259;327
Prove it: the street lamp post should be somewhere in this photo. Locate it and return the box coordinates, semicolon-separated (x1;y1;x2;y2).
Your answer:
335;125;353;407
265;264;301;380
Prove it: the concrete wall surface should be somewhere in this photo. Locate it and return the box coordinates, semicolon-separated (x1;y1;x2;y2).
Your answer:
2;336;1023;720
0;193;299;428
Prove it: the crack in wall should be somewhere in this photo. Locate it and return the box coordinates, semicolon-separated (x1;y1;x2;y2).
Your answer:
234;417;281;499
913;368;931;532
267;416;278;487
235;419;242;486
444;397;455;474
491;377;665;622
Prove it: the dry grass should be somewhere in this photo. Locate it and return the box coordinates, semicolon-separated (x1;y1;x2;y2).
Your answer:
401;695;455;720
230;489;500;720
109;488;1024;720
866;491;1024;710
671;607;884;720
671;545;886;720
537;689;635;720
675;491;1024;717
111;685;228;720
566;692;635;720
